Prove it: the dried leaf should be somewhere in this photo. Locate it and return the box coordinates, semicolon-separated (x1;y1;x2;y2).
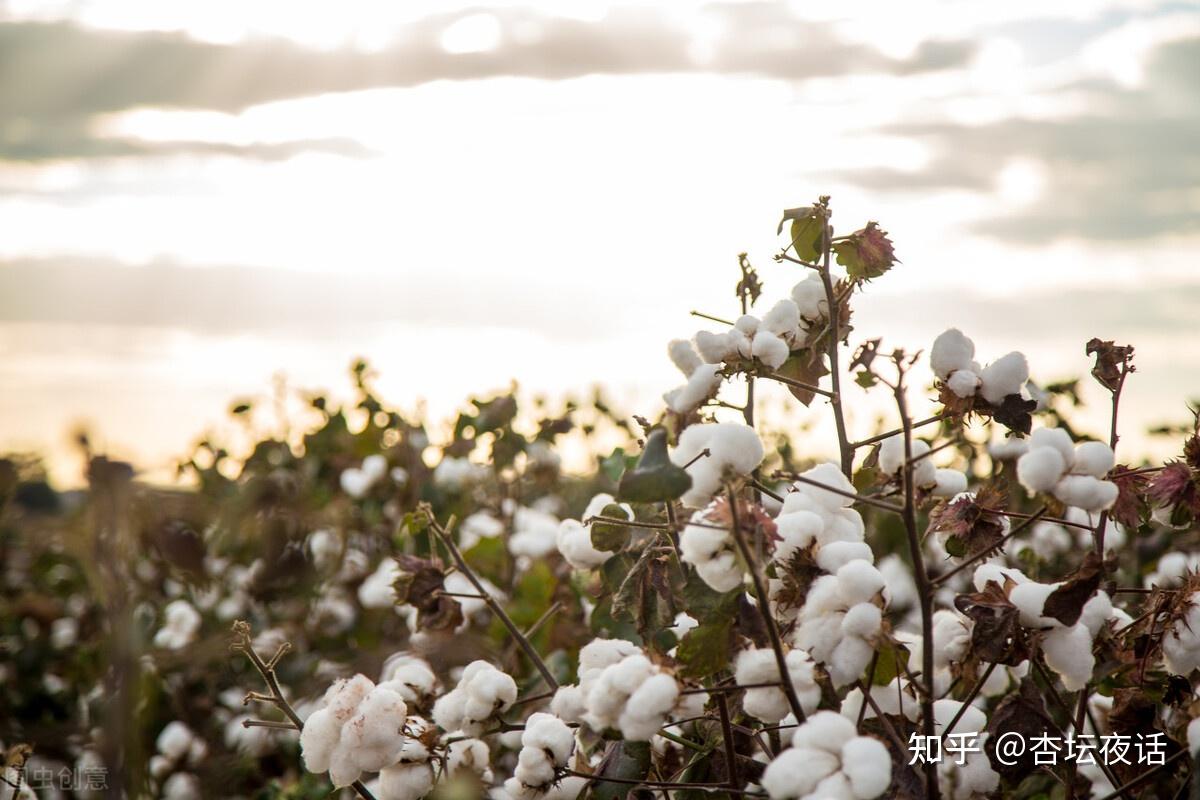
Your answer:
955;580;1029;665
1085;338;1134;394
928;484;1009;560
1042;550;1107;626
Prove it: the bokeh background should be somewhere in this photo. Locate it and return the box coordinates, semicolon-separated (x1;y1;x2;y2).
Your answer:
1;0;1197;484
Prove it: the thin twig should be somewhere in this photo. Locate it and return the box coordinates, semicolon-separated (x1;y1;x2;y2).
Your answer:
716;693;740;790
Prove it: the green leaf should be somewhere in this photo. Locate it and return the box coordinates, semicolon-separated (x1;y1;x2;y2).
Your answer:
778;206;824;262
681;570;741;619
590;740;652;800
855;370;877;389
600;447;630;483
590;503;632;552
870;639;910;686
676;619;734;679
617;428;692;503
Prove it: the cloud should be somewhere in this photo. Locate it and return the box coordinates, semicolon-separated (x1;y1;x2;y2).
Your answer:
832;35;1200;241
0;9;974;162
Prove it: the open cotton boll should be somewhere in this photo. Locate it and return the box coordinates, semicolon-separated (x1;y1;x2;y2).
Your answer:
794;462;856;512
557;493;633;569
791;274;828;321
668;339;704;377
695;330;737;363
735;648;821;723
762;298;801;337
840;737;892;799
1053;475;1119;512
618;673;681;740
680;512;742;592
509;506;562;559
1009;581;1059;628
761;746;837;799
930;329;975;381
432;662;517;735
988;437;1029;461
378;654;439;705
762;711;892;800
1042;624;1095;691
154;600;201;650
1162;596;1200;675
1073;441;1115;478
664;363;724;414
378;762;434;800
836;560;886;606
751;330;791;369
446;738;492;782
979;351;1029;404
932;469;968;497
817;541;875;572
877;436;936;488
1030;428;1076;466
946;369;981;399
671;423;765;507
1017;446;1067;494
773;510;825;563
335;686;409;778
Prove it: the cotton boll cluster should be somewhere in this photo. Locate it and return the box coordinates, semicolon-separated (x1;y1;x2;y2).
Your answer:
551;638;642;723
1162;593;1200;675
773;467;871;575
340;454;389;498
670;423;764;507
1016;428;1118;512
664;340;725;414
680;504;743;592
761;711;892;800
930;329;1029;404
734;648;821;723
432;661;518;736
557;493;634;569
553;640;679;741
300;674;410;787
376;717;436;800
793;560;887;687
932;700;999;800
154;599;201;650
973;565;1116;690
686;276;827;369
504;713;576;799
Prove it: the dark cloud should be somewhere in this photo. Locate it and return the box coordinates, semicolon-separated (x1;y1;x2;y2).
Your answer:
832;36;1200;241
0;8;974;162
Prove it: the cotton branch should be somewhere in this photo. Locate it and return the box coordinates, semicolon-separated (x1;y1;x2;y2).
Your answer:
422;505;559;691
230;621;378;800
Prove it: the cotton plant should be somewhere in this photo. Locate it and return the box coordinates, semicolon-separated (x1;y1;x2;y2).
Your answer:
760;711;892;800
1016;427;1118;512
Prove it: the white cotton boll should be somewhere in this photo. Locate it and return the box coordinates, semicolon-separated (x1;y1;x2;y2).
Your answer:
1073;441;1115;478
523;713;575;765
1054;475;1119;512
796;462;856;511
774;510;824;562
828;635;875;687
157;721;197;762
557;520;610;570
972;563;1026;592
781;488;821;515
1079;592;1114;637
791;274;828;320
1042;624;1094;691
762;298;801;337
154;600;201;650
932;469;968;498
876;436;937;487
841;737;892;798
509;506;562;559
695;330;736;363
931;611;971;668
162;773;201;800
792;711;857;754
1017;447;1067;494
729;327;753;359
751;330;791;369
933;699;987;735
362;454;388;481
514;747;556;787
762;746;838;799
1030;428;1076;467
307;529;341;572
672;423;764;506
226;714;274;757
669;339;703;377
841;603;882;639
930;329;976;381
580;638;642;673
823;509;866;544
988;437;1030;461
735;314;760;335
1009;581;1058;627
459;511;504;551
447;738;492;781
979;351;1029;404
358;559;401;609
817;541;875;573
619;674;679;740
1188;718;1200;756
879;555;918;610
1018;522;1073;561
550;685;587;723
1162;600;1200;675
836;561;886;606
946;369;981;399
300;708;341;774
877;435;906;476
340;686;408;772
736;649;820;722
432;689;466;733
378;762;434;800
379;655;439;704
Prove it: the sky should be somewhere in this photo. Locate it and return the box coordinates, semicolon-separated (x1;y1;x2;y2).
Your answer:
1;0;1198;484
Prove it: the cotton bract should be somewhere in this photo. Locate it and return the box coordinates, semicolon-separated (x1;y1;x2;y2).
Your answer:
761;711;891;799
